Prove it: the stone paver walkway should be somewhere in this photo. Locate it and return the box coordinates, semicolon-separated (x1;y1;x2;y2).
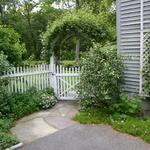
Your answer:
11;101;79;143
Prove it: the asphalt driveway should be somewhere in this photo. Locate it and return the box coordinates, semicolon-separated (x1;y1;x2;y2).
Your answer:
18;124;150;150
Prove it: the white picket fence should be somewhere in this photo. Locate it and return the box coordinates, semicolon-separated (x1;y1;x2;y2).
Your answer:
1;57;81;100
2;64;52;93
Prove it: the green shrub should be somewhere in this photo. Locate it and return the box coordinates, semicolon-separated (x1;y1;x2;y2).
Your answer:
111;95;142;116
0;132;18;150
0;26;26;66
0;87;11;117
0;52;10;77
78;43;124;109
0;87;57;118
0;119;13;133
39;87;57;110
39;94;57;110
61;50;75;61
0;52;11;117
0;52;10;88
22;60;46;67
0;87;40;118
9;88;40;119
60;60;80;68
45;87;55;95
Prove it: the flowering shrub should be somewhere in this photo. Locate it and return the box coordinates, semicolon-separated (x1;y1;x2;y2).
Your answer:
39;94;57;110
78;43;124;109
39;88;57;110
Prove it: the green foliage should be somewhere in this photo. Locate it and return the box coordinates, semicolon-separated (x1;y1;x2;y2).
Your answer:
0;52;11;117
0;119;13;133
0;52;10;88
61;60;80;68
0;26;26;65
3;1;63;60
0;88;39;118
61;50;75;60
73;108;109;124
39;94;57;110
110;116;150;143
80;0;116;14
0;0;116;61
78;43;124;109
0;87;57;119
0;132;18;150
9;88;41;119
22;60;46;67
0;87;11;117
143;38;150;96
0;86;56;149
42;10;113;61
39;87;57;110
73;108;150;143
0;119;18;150
0;51;10;76
111;95;142;116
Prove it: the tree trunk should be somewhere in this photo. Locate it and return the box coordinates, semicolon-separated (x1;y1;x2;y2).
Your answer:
76;0;80;9
75;39;80;62
24;1;38;59
0;4;4;24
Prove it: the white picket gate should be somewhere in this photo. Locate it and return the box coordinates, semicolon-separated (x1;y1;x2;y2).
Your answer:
1;57;80;101
54;65;80;100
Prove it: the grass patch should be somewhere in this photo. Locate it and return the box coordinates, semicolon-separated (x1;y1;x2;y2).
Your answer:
73;108;150;143
73;109;109;124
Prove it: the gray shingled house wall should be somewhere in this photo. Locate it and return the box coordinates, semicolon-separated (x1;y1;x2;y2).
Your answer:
117;0;150;94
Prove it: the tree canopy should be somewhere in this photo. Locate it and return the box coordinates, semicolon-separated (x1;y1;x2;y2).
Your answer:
0;0;116;62
0;26;26;65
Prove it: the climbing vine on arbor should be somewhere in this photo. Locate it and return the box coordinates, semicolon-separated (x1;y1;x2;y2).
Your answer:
42;10;114;61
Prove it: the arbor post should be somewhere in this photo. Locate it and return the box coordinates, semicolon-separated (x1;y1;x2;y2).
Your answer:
50;54;57;95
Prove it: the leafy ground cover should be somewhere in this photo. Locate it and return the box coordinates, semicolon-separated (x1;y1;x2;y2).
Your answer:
0;119;18;150
73;108;150;143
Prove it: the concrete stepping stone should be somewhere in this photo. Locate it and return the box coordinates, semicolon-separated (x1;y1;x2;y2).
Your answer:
44;116;77;130
11;118;58;143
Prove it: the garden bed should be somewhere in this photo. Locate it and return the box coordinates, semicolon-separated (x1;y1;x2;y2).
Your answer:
0;87;57;150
